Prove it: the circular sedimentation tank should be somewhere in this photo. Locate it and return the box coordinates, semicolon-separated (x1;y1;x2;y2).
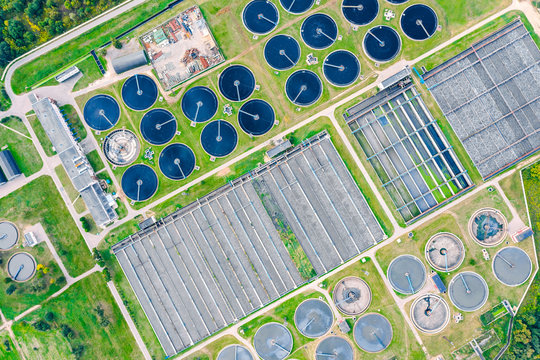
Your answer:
158;143;196;181
448;271;489;312
315;336;354;360
410;294;450;334
253;322;293;360
140;108;177;146
425;232;465;272
323;50;361;87
219;65;256;102
492;246;532;287
0;221;18;251
83;94;120;131
387;254;426;294
332;276;372;315
386;0;408;4
264;34;301;71
217;344;254;360
400;4;438;41
242;0;280;35
280;0;314;14
341;0;379;26
238;99;275;136
285;70;323;106
301;13;338;50
181;86;218;123
103;129;141;166
7;252;36;282
468;208;507;247
121;164;159;202
294;298;334;338
363;25;402;63
353;313;393;353
201;120;238;158
121;74;158;111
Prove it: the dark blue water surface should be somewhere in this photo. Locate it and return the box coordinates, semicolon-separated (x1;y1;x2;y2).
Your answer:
285;70;323;106
140;108;177;145
363;25;401;62
83;94;120;131
219;65;256;102
238;99;275;136
264;34;301;70
121;74;158;111
323;50;361;87
341;0;379;26
181;86;218;123
279;0;314;14
243;0;279;35
301;13;338;49
201;120;238;157
158;143;196;180
400;4;438;40
121;164;158;202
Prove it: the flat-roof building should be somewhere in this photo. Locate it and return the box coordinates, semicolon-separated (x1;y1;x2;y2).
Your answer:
0;149;22;180
30;95;117;227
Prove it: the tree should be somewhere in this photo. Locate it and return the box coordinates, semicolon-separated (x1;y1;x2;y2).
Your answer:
530;163;540;179
5;284;16;295
32;320;51;331
7;20;26;47
111;38;122;49
45;311;55;322
0;42;12;67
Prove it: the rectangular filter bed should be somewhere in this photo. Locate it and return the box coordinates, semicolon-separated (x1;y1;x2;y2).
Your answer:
112;132;384;356
423;20;540;180
343;80;472;223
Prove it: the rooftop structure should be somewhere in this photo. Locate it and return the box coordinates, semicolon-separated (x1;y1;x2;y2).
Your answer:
0;149;22;181
111;51;148;74
54;66;80;83
31;96;117;227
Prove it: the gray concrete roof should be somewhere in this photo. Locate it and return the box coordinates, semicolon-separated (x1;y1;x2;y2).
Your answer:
0;150;21;180
31;96;117;227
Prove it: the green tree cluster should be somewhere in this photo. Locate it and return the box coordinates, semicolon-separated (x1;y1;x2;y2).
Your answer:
0;0;122;67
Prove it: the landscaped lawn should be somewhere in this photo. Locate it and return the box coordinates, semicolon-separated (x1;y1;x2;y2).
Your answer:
0;241;66;320
72;55;107;93
0;116;42;176
0;176;94;277
183;335;240;360
12;272;142;360
86;150;105;173
0;332;21;360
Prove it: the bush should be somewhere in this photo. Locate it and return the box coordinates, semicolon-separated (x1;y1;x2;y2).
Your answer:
61;324;75;339
4;277;11;283
111;38;122;49
32;320;51;332
469;258;477;266
3;339;11;352
80;217;91;232
72;344;85;359
45;311;55;322
102;267;111;282
6;284;16;295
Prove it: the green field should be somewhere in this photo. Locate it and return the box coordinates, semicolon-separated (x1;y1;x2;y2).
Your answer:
375;186;537;359
0;176;94;277
0;116;42;176
12;273;142;360
86;150;105;173
0;242;67;320
0;332;21;360
72;55;107;93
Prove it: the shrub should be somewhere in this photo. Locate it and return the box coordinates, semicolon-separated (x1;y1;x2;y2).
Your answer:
102;267;111;282
32;320;51;332
469;258;477;266
61;324;75;339
45;311;55;322
6;284;16;295
111;38;122;49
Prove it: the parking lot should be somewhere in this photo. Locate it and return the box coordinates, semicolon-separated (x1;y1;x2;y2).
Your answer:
112;132;384;356
424;20;540;179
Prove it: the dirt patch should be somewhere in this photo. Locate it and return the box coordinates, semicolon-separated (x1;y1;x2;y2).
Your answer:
217;6;231;16
217;167;231;177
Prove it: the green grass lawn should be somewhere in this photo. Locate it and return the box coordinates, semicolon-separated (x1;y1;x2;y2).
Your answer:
26;111;55;157
183;335;240;360
60;105;87;141
0;176;94;277
0;332;21;360
72;55;107;93
86;150;105;173
0;242;67;320
499;170;528;225
0;117;42;176
12;272;143;360
54;165;87;214
1;116;29;136
375;186;536;359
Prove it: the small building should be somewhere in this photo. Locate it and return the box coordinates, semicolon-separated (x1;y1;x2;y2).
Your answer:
0;168;7;185
431;273;447;293
0;149;22;180
267;139;292;158
139;216;156;230
512;227;533;243
111;50;148;74
23;232;40;247
55;66;80;83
